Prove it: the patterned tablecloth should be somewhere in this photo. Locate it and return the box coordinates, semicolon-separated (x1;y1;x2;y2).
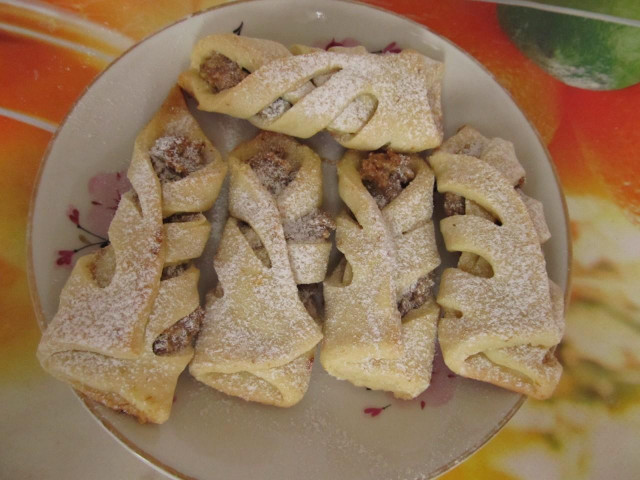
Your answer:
2;0;639;478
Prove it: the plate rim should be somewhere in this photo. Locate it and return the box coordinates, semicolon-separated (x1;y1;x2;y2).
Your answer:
26;0;572;478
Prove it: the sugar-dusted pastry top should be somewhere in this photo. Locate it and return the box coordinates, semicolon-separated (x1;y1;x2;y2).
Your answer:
321;149;441;399
37;87;227;423
431;126;564;399
190;132;329;407
179;33;444;152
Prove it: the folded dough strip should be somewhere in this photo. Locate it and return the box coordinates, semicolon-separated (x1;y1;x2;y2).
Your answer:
321;150;441;399
191;133;327;407
37;87;227;423
179;34;443;152
431;147;563;399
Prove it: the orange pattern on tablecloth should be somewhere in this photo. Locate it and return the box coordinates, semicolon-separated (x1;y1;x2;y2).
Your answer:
39;0;230;40
0;30;104;123
368;0;564;145
0;3;126;56
0;117;52;380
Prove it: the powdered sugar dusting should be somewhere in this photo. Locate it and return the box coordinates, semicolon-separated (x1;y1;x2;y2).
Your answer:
191;133;328;406
192;47;443;152
431;139;563;398
322;151;440;398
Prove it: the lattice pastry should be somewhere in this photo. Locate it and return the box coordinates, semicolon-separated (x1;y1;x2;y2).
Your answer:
320;149;441;399
431;129;564;399
190;132;330;407
36;87;227;423
179;34;444;152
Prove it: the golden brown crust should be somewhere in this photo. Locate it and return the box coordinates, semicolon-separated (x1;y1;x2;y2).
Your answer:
76;387;152;424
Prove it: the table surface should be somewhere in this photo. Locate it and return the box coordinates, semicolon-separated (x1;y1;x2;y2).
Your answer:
2;1;640;479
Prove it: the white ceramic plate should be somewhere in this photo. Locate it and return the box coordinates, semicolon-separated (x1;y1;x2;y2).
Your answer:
29;0;570;478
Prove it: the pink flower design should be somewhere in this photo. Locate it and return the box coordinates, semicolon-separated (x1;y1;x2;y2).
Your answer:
67;207;80;225
380;41;402;54
414;350;458;409
363;404;391;417
56;250;74;266
321;37;362;50
87;171;130;238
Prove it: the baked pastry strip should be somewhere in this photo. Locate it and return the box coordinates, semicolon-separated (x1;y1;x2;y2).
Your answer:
190;133;329;407
321;150;441;399
37;87;227;423
179;34;443;152
431;147;564;400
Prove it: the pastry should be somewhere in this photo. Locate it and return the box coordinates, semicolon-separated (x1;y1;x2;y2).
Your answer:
321;149;441;399
36;86;227;423
431;127;564;399
179;34;444;152
190;132;330;407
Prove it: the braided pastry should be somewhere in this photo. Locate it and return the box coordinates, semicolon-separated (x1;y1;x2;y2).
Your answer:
36;87;227;423
431;132;564;399
320;149;441;399
179;34;444;152
190;132;329;407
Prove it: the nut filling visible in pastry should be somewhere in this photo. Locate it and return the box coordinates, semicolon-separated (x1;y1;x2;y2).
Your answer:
283;210;335;242
153;307;205;356
320;149;441;400
36;86;226;425
179;34;444;152
199;52;249;93
245;132;301;195
360;149;416;208
298;283;325;322
397;273;435;317
238;221;272;268
198;52;293;123
246;132;336;241
164;212;202;223
443;191;466;217
431;125;563;400
150;135;207;182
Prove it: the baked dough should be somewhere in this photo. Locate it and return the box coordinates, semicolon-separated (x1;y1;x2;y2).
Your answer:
430;134;564;399
321;150;441;399
190;132;327;407
179;34;443;152
37;87;227;423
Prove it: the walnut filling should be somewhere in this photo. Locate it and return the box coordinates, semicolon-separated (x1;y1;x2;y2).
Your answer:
161;262;190;281
246;132;300;196
397;273;435;317
283;210;336;242
152;307;204;356
257;97;292;122
360;149;415;208
198;53;291;121
199;52;248;93
150;135;206;183
163;212;201;223
443;192;465;217
298;283;324;321
238;221;271;268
